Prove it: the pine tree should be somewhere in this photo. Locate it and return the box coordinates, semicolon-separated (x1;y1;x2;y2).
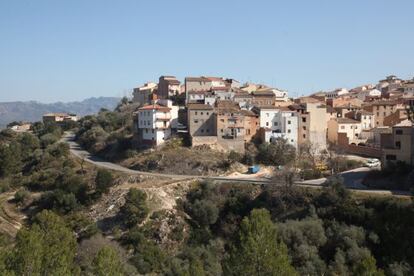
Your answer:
225;209;297;276
92;246;125;276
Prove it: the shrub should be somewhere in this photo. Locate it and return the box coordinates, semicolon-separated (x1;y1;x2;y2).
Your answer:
120;189;149;228
95;169;114;194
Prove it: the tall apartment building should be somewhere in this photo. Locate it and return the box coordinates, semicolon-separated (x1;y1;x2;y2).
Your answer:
293;102;327;151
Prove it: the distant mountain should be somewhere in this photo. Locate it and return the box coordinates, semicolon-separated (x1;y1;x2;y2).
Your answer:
0;97;121;128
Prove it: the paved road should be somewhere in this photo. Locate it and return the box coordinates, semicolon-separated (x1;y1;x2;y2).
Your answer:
62;133;411;197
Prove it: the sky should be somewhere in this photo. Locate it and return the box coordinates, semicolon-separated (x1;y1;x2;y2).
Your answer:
0;0;413;103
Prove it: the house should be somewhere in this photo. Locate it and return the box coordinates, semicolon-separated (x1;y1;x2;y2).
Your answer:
185;77;213;103
133;82;157;106
256;87;289;102
334;104;361;118
135;100;178;146
187;103;216;137
327;118;363;145
206;77;227;88
356;88;382;101
381;120;414;167
43;113;79;124
251;90;276;106
403;81;414;95
187;91;206;104
377;75;403;94
255;106;298;148
233;92;254;108
364;100;401;127
345;110;375;130
215;101;259;152
8;122;32;132
325;88;349;99
225;78;241;89
157;76;181;99
240;83;266;93
292;103;327;152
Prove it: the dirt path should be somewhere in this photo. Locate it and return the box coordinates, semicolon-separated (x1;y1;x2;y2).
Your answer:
0;192;26;237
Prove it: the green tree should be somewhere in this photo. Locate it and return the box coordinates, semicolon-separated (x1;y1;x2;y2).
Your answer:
353;255;384;276
257;139;296;166
10;210;78;275
92;246;125;276
0;143;22;177
95;169;114;194
120;188;149;228
225;209;297;276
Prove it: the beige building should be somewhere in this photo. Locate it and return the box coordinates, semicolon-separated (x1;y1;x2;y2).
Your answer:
344;110;375;130
364;100;400;127
133;82;157;106
292;102;327;152
327;118;362;145
381;120;414;166
187;103;216;137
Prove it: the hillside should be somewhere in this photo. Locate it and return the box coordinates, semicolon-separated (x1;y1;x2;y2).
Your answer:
0;97;121;128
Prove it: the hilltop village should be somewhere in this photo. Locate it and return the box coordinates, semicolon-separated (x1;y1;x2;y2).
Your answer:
111;74;414;168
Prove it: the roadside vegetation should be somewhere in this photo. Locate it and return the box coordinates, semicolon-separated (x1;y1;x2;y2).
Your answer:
0;112;413;274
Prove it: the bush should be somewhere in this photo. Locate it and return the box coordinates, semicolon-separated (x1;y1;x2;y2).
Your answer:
256;139;296;166
120;189;149;228
14;189;30;206
95;169;114;194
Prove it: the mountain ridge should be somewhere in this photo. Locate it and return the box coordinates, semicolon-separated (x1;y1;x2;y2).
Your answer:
0;96;121;128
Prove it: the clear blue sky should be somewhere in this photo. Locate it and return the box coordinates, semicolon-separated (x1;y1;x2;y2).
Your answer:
0;0;413;103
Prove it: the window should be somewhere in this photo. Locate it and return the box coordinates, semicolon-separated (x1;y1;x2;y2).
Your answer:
302;117;306;123
303;126;306;130
291;139;294;142
383;112;386;116
396;129;403;135
152;129;154;134
201;129;204;133
377;112;379;116
287;129;291;133
194;120;198;123
195;111;198;115
288;120;291;124
303;134;306;139
206;112;209;115
274;122;278;126
221;129;224;133
386;154;397;161
266;122;269;126
396;141;401;149
201;112;203;115
145;129;148;133
206;129;209;133
266;113;269;117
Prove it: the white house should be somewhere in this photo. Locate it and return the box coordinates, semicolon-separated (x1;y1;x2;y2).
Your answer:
136;100;178;146
257;106;298;148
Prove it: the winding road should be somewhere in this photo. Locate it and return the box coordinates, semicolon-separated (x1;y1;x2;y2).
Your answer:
62;133;411;197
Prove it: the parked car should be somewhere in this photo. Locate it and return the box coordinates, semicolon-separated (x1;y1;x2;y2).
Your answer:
364;158;381;168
